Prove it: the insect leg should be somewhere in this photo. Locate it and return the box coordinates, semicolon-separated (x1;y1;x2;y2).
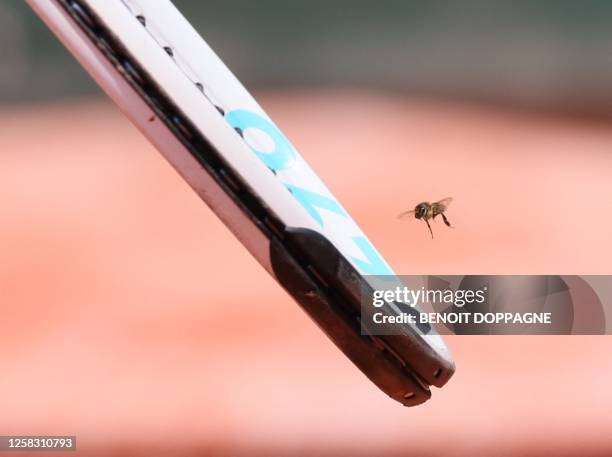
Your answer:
425;219;434;238
442;214;452;227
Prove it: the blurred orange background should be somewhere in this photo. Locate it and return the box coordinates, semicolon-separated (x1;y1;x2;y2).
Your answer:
1;91;612;456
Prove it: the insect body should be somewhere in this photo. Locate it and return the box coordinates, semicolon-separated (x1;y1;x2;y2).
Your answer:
398;197;453;238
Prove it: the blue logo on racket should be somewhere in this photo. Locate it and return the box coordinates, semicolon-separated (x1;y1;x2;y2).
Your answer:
226;109;393;276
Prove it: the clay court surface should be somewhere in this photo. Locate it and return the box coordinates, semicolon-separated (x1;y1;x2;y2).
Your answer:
1;91;612;456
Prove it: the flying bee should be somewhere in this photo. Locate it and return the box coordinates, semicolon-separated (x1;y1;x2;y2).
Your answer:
398;197;454;239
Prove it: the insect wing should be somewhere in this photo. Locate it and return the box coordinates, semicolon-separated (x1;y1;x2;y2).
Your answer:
397;209;416;220
434;197;453;211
